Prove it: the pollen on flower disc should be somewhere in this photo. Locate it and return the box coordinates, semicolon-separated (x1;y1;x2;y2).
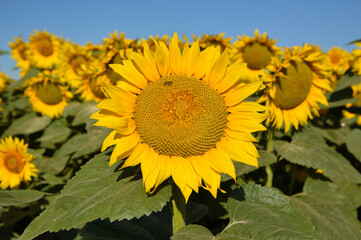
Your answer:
134;75;228;158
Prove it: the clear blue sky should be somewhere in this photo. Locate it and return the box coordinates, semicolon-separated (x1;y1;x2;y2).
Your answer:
1;0;361;79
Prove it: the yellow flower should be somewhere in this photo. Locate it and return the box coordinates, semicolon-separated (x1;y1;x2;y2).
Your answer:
230;29;282;82
323;46;352;85
0;71;9;93
259;45;332;133
193;33;233;53
351;42;361;75
24;70;73;118
8;36;31;77
58;42;96;88
75;66;107;102
0;136;38;189
91;33;267;201
27;30;63;69
343;82;361;125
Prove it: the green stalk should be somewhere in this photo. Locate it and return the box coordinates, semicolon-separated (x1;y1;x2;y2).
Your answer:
265;128;274;188
170;182;185;234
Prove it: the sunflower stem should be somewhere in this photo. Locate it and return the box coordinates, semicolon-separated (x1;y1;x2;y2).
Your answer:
265;128;274;188
170;182;186;234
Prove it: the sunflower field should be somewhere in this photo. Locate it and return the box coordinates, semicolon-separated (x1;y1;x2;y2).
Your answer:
0;29;361;240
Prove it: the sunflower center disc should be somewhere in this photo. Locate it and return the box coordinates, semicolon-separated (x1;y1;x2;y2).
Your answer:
5;153;24;173
242;42;272;70
36;38;53;57
134;75;228;158
34;82;63;105
273;61;313;109
330;52;341;65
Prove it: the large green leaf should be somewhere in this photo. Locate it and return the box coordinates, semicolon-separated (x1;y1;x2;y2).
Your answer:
333;73;361;92
311;125;351;146
222;150;277;182
274;128;361;185
2;112;51;137
346;128;361;162
18;151;172;240
53;125;111;160
80;219;156;240
291;185;361;239
0;190;47;207
37;118;72;148
217;183;323;239
63;101;98;126
172;224;214;240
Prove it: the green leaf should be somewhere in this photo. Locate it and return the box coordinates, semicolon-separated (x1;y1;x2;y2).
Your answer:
53;126;111;160
222;150;277;182
18;151;172;240
346;128;361;162
217;183;323;239
37;119;71;148
172;224;214;240
291;189;361;239
2;113;51;137
311;125;351;146
71;101;98;126
274;128;361;185
333;73;361;92
80;219;156;240
0;190;47;207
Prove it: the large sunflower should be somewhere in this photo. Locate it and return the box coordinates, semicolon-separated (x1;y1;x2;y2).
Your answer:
24;70;73;118
259;45;332;133
27;30;63;69
91;33;267;201
0;136;38;189
8;36;31;77
230;29;282;82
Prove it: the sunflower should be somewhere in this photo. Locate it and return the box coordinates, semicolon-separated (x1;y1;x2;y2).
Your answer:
351;42;361;75
91;33;267;201
259;45;332;133
0;71;9;93
24;70;73;118
58;42;96;88
0;136;38;189
193;33;233;53
27;30;63;69
75;66;108;102
323;46;351;85
8;36;31;77
230;29;282;83
342;82;361;125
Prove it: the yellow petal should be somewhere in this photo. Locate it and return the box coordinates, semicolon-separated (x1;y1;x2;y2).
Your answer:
109;133;140;166
110;62;147;89
224;81;263;107
130;52;160;82
185;41;200;77
101;130;118;151
154;41;170;77
215;62;248;93
206;51;229;88
169;32;182;75
204;148;236;180
121;142;147;169
96;98;134;116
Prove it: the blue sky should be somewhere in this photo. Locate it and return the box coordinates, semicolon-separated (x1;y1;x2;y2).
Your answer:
1;0;361;79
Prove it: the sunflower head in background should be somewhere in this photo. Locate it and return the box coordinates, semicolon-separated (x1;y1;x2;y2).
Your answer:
9;36;31;77
91;33;267;201
230;29;282;83
24;70;73;118
27;30;63;69
58;41;97;88
259;45;332;133
0;136;38;190
351;42;361;76
323;46;352;86
193;33;233;54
